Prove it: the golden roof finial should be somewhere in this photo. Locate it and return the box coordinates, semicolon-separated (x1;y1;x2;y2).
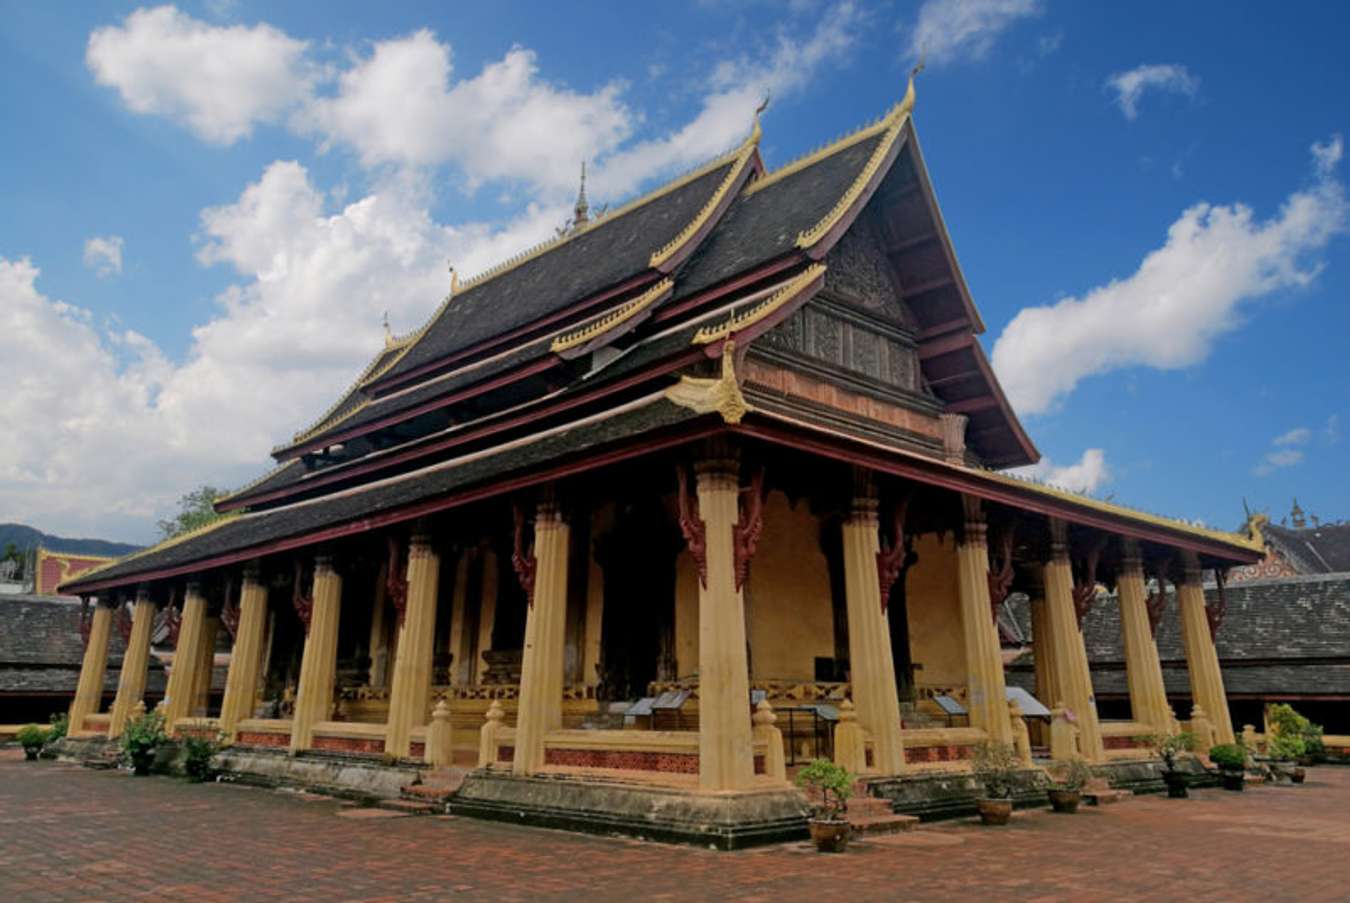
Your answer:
448;263;459;295
573;160;590;229
751;91;771;144
897;56;924;119
382;310;394;347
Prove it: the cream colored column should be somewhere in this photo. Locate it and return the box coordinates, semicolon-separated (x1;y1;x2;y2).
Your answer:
1178;556;1235;744
841;496;906;775
955;498;1012;745
1117;541;1172;733
475;548;498;683
108;592;156;738
290;558;342;752
695;458;756;791
69;601;113;734
513;505;571;776
219;567;269;739
162;584;208;733
446;551;472;686
192;615;219;716
385;535;442;758
1043;520;1104;761
1028;586;1060;711
367;561;390;689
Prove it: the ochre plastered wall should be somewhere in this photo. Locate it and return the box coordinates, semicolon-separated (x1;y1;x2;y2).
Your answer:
744;492;834;681
904;533;967;688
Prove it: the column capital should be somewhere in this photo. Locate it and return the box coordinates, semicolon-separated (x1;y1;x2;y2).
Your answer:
694;458;739;491
135;586;154;605
408;532;436;557
1179;549;1202;584
847;496;880;526
960;495;986;546
1120;538;1144;575
242;560;263;583
314;554;336;575
184;580;204;597
1047;518;1070;563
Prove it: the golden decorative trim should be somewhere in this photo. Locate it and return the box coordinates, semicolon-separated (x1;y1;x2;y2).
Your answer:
664;340;750;425
691;263;826;345
215;459;303;506
64;513;242;587
550;278;673;353
648;126;760;269
287;337;411;447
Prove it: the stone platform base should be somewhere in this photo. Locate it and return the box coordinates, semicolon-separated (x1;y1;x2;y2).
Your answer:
51;734;120;766
450;771;811;850
868;768;1051;821
213;746;424;801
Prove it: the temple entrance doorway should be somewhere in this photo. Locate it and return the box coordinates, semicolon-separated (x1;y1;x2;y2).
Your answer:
594;501;681;701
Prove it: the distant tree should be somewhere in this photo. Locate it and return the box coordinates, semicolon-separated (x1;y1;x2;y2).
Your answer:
1;543;22;579
157;486;224;539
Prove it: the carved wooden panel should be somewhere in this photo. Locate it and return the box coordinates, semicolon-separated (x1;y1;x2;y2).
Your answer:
742;359;941;440
763;306;921;394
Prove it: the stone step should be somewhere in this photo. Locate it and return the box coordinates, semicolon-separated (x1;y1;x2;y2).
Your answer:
401;767;467;802
849;813;919;837
845;797;896;817
375;798;439;816
1083;789;1131;805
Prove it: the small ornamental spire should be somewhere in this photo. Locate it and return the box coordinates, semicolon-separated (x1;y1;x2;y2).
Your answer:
751;92;770;143
573;160;590;229
897;56;924;119
382;310;393;347
448;262;459;295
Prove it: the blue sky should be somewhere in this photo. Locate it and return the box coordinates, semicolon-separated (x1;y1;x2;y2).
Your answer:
1;0;1346;544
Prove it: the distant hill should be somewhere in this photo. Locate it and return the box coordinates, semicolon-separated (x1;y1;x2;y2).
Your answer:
0;523;142;557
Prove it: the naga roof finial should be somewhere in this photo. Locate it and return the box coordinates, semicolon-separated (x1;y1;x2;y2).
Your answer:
448;263;459;295
573;160;590;229
750;91;771;143
897;56;924;119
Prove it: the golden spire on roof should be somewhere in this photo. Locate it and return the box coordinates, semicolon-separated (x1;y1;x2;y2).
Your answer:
573;161;590;230
382;310;394;348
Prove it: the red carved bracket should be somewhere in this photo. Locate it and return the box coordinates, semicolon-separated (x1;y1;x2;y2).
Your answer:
986;524;1016;623
512;504;538;605
1207;567;1228;640
875;493;912;613
676;465;708;589
221;581;240;640
160;601;182;649
1146;559;1170;638
386;536;409;625
115;601;134;645
78;598;93;648
733;466;766;591
1071;538;1105;629
292;560;314;635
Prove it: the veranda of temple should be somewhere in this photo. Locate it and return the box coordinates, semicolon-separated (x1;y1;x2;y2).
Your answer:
60;78;1261;846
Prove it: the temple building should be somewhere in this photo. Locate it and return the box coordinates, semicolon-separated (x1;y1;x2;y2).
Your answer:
59;79;1262;846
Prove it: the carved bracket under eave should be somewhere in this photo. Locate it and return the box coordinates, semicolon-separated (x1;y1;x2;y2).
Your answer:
1146;558;1171;638
292;559;314;636
875;492;913;613
987;523;1016;624
733;466;766;591
1207;567;1228;640
1071;537;1106;630
675;464;708;589
386;536;409;626
220;579;240;640
512;504;538;606
664;338;750;424
115;599;134;645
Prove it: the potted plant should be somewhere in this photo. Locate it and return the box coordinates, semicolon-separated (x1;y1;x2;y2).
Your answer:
182;731;222;783
1209;743;1247;791
1146;732;1196;798
16;724;47;761
795;758;855;852
121;710;167;776
1266;704;1316;781
42;713;68;758
971;741;1019;825
1266;730;1306;784
1047;758;1093;813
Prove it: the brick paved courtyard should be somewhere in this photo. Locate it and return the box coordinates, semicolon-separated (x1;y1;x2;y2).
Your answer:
3;750;1349;902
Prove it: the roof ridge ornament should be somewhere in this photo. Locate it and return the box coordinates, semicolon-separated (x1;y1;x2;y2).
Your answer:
692;263;826;345
573;161;590;229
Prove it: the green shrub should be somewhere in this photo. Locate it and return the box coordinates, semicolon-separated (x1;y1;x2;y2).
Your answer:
1145;732;1195;772
1267;730;1306;762
45;712;68;748
1051;757;1094;792
1267;704;1321;762
971;741;1020;799
1209;743;1246;772
182;732;221;782
16;724;47;754
121;710;167;775
795;758;854;820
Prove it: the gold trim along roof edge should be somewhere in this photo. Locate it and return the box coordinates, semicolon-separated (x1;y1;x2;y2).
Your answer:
215;459;304;506
745;72;916;200
648;126;760;269
285;335;413;448
551;278;674;352
60;512;244;590
983;469;1265;554
364;128;765;392
692;263;826;344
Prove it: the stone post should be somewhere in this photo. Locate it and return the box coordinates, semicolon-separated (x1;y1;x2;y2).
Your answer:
385;534;442;759
69;600;113;735
840;494;906;775
426;697;453;769
163;584;209;734
752;700;787;784
1042;520;1104;761
694;457;756;791
1009;700;1033;767
1116;541;1172;733
219;565;269;740
479;699;505;767
1190;703;1216;754
1177;557;1235;744
955;497;1012;744
108;591;156;739
290;557;342;753
513;504;571;776
1049;703;1080;760
832;698;868;775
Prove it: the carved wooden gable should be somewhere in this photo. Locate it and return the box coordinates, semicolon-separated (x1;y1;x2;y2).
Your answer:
822;218;913;328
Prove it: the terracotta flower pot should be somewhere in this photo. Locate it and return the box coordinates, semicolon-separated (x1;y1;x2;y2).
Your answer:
977;798;1013;826
808;818;850;853
1292;767;1307;784
1047;789;1081;813
1162;771;1189;799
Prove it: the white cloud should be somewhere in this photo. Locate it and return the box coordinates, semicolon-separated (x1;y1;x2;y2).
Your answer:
0;164;564;541
992;137;1347;415
1013;448;1109;493
1106;63;1199;120
1272;426;1312;446
82;235;125;278
86;5;317;144
1313;134;1343;179
905;0;1041;66
1253;448;1304;477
